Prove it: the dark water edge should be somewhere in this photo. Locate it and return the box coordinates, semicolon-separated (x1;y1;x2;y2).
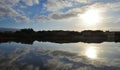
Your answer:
0;38;120;44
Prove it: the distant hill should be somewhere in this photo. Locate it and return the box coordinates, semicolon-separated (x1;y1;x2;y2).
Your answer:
0;27;19;32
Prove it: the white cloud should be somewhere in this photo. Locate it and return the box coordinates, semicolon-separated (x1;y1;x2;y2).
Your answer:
22;0;39;6
34;1;120;31
35;3;88;20
33;0;39;5
5;8;30;22
35;4;86;20
0;0;120;25
89;2;120;24
0;0;30;22
0;0;20;8
0;5;19;17
44;0;89;12
14;15;30;22
76;0;88;3
44;0;72;12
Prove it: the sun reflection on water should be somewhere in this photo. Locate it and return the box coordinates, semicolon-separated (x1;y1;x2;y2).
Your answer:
85;46;98;59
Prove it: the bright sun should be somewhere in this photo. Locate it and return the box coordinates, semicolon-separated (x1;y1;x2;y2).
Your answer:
78;9;102;26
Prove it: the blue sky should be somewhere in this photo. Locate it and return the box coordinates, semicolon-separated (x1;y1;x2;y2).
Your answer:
0;0;120;31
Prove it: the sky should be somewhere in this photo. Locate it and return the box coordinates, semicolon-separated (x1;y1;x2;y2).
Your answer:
0;0;120;31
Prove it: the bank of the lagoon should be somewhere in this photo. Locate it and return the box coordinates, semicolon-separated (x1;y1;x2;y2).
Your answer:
0;29;120;43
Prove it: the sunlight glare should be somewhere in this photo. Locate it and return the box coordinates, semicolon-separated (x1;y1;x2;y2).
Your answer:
78;9;103;27
85;46;97;59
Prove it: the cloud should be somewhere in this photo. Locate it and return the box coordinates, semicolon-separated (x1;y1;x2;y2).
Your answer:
44;0;72;12
0;0;20;7
35;4;87;20
35;12;77;20
22;0;39;6
35;5;85;20
35;15;50;20
90;2;120;24
44;0;89;12
0;0;30;22
50;13;76;20
36;1;120;25
14;15;30;22
76;0;88;3
0;0;120;24
0;5;18;17
0;0;40;7
0;6;30;22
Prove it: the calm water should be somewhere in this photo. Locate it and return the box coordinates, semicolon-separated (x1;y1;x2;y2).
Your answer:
0;41;120;70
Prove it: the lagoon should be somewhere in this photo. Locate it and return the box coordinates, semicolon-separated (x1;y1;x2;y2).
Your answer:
0;41;120;70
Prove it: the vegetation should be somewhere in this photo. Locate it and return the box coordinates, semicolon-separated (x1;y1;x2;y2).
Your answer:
0;29;120;44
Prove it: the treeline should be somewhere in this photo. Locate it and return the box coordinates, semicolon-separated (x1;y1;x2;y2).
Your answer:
115;32;120;42
0;29;120;44
0;29;80;39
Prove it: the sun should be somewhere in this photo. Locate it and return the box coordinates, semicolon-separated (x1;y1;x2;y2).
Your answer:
78;9;103;27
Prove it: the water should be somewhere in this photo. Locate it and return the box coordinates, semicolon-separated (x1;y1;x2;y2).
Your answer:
0;41;120;70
